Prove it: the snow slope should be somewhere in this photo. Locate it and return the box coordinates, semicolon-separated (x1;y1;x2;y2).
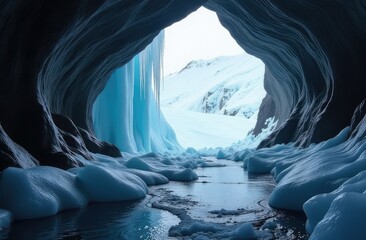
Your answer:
161;53;265;149
162;109;256;149
161;53;265;118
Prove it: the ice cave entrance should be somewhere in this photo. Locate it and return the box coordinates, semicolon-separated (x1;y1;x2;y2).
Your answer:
92;7;267;153
161;7;266;149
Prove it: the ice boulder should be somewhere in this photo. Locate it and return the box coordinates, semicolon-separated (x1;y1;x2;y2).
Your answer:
125;156;198;182
309;192;366;240
216;150;229;159
124;168;169;186
304;170;366;234
0;167;87;219
76;165;148;202
231;223;257;240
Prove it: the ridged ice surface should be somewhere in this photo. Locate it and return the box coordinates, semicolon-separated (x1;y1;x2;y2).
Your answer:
92;32;181;153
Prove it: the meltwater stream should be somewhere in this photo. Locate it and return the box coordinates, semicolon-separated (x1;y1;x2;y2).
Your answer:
0;158;307;239
150;158;276;224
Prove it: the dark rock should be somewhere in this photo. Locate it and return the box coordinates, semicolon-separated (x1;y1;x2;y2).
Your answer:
0;125;39;171
52;114;94;161
78;128;122;158
253;94;276;136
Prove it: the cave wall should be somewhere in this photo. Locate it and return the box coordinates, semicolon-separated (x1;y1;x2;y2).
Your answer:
206;0;366;147
1;0;365;169
0;0;205;169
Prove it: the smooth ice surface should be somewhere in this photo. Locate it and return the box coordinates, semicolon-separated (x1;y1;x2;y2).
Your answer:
76;165;148;202
0;166;87;219
93;31;182;153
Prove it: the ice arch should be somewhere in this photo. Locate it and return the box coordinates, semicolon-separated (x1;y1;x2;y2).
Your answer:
0;0;365;169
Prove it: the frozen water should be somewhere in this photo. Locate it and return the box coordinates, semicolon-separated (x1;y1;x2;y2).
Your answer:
93;31;182;153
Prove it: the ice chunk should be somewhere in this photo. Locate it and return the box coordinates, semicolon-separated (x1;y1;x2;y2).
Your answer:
304;170;366;233
124;168;169;186
124;155;198;182
310;192;366;240
0;167;87;219
216;149;229;159
76;165;148;202
231;223;257;240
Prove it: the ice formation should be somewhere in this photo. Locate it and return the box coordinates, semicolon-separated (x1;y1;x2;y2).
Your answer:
232;110;366;238
0;152;201;221
93;32;182;154
0;1;365;239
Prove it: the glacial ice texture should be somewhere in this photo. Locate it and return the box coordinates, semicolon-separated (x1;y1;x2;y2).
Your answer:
93;32;182;154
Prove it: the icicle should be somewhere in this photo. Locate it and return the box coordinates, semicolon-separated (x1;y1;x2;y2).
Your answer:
92;31;182;153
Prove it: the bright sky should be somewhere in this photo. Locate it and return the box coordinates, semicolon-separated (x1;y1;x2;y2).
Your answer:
163;7;243;75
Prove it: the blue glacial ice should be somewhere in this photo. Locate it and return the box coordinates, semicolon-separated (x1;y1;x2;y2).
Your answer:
92;31;182;154
223;114;366;239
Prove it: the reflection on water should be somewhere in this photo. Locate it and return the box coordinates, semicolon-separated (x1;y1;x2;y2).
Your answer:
150;159;276;223
0;158;307;239
0;198;179;240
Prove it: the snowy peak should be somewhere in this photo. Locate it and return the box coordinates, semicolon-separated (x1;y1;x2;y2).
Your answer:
161;53;266;119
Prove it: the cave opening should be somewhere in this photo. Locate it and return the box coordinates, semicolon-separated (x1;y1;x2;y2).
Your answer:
1;1;365;239
161;7;268;150
92;6;270;153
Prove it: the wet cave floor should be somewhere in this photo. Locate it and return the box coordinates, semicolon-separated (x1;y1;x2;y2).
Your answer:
0;158;308;240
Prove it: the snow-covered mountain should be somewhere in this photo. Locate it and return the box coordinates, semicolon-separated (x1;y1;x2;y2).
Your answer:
161;53;265;119
161;53;266;149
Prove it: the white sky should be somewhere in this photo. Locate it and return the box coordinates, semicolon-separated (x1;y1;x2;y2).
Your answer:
163;7;244;75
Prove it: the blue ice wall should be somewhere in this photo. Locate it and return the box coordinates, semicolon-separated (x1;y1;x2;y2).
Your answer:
92;32;182;153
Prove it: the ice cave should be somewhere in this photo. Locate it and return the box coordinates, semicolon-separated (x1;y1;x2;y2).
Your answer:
0;1;366;240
